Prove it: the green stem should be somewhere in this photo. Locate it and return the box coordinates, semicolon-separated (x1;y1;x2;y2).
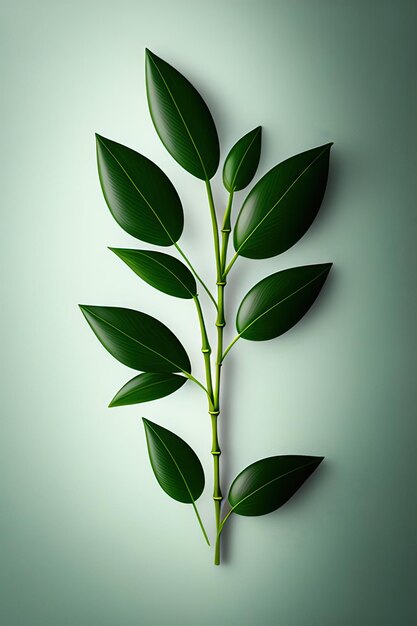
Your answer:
183;371;210;398
205;179;222;282
217;506;234;536
212;295;224;565
220;190;234;273
202;178;227;565
224;250;239;276
174;242;218;310
191;500;211;546
222;333;241;361
193;295;214;405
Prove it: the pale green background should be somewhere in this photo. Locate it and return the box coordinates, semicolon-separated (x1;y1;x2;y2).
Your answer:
1;1;415;624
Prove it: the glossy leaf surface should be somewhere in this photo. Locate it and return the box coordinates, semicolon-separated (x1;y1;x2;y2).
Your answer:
143;418;205;503
79;305;191;373
96;134;183;245
228;455;323;516
145;49;219;180
236;263;331;341
223;126;262;192
109;248;197;299
233;143;332;258
109;372;186;407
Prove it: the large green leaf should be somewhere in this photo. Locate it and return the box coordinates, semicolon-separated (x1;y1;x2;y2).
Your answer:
145;49;220;180
96;134;183;245
223;126;262;192
236;263;331;341
109;372;187;407
228;455;323;516
143;418;205;503
79;305;191;373
109;248;197;299
233;143;332;258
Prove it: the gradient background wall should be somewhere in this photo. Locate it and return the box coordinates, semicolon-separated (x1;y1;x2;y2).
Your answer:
1;1;415;624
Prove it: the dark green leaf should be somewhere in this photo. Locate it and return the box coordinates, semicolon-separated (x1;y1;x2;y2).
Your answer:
223;126;262;192
236;263;331;341
145;49;219;180
109;372;187;407
79;305;191;373
233;143;332;258
109;248;197;299
143;418;205;503
96;134;183;245
228;455;323;516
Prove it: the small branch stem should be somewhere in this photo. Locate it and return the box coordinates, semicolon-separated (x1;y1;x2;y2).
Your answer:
222;334;241;361
224;250;239;277
193;295;214;405
217;506;234;536
174;242;217;310
183;372;210;398
191;500;211;546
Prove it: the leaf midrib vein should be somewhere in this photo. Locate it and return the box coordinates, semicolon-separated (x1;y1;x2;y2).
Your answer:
145;421;199;505
229;127;260;190
236;145;329;254
230;460;319;513
133;250;194;297
148;54;208;179
114;374;184;403
85;307;187;373
97;136;175;244
239;266;329;338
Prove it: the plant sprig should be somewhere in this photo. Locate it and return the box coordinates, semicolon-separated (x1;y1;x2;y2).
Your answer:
80;48;334;565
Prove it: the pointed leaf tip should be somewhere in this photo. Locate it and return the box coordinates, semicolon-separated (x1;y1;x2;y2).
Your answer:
228;455;324;516
234;143;332;258
109;372;187;407
143;418;205;503
110;248;197;299
223;125;263;192
79;305;191;373
236;263;332;341
96;134;184;246
146;50;219;179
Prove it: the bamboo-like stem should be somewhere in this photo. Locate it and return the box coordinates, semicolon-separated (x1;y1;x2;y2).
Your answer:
205;180;222;282
193;295;214;406
202;183;237;565
220;191;234;273
212;282;225;565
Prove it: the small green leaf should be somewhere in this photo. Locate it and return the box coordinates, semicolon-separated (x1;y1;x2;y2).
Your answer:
109;372;187;407
145;49;220;180
109;248;197;299
233;143;332;258
79;305;191;373
236;263;331;341
223;126;262;192
228;455;323;516
96;134;183;245
143;418;205;503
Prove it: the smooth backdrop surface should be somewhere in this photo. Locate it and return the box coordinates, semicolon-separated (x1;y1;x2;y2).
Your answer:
1;1;416;624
